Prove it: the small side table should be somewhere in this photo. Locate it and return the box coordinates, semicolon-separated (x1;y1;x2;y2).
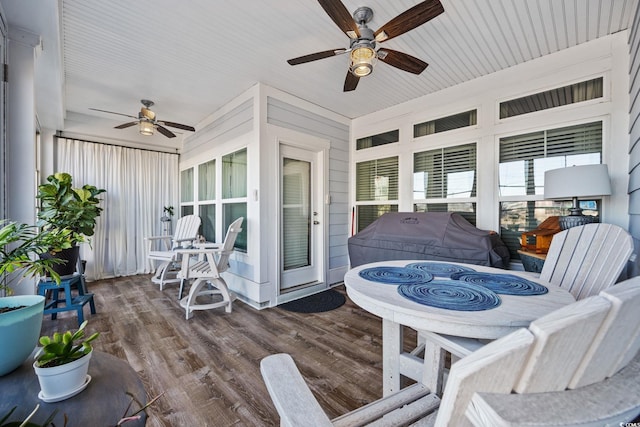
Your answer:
517;250;546;273
37;274;96;326
0;351;147;426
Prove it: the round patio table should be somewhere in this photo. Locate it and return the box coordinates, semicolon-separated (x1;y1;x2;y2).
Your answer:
344;260;575;395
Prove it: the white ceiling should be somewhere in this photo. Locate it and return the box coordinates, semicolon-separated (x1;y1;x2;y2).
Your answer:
2;0;638;151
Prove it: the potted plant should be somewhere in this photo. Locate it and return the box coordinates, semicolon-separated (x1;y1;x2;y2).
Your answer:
160;206;174;222
33;320;99;402
36;172;106;277
0;221;72;376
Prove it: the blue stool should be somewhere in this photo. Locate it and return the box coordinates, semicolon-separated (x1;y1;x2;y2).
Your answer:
37;274;96;326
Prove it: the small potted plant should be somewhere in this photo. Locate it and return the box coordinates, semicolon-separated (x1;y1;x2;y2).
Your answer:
36;172;106;277
33;320;99;402
160;206;174;222
0;221;72;377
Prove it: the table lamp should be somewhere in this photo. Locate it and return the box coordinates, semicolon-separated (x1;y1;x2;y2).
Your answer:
544;164;612;230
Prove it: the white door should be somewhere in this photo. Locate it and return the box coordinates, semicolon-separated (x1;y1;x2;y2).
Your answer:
280;144;323;290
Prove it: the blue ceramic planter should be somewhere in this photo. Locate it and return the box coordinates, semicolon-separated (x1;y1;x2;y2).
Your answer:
0;295;45;376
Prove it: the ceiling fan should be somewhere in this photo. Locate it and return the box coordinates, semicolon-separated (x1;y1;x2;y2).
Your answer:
287;0;444;92
89;99;195;138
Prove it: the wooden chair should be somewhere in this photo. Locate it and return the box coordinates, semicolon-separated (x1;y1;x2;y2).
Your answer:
175;217;243;319
539;222;634;299
146;214;201;290
466;276;640;426
260;277;640;426
418;222;635;394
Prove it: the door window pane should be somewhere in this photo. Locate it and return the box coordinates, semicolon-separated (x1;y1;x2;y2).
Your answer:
282;158;311;270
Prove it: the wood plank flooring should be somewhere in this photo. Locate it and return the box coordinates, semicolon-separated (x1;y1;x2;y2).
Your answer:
39;275;414;426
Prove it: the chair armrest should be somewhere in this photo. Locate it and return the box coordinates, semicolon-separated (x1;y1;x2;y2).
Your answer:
419;330;485;358
145;235;173;252
466;351;640;427
174;248;223;255
146;235;171;241
260;354;333;427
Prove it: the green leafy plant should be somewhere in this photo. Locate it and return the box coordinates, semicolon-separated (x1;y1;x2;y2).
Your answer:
0;405;58;427
0;405;59;427
35;320;100;368
162;206;174;217
36;172;106;246
0;221;73;293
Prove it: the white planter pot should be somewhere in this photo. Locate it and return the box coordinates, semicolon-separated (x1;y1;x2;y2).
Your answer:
33;350;92;402
0;295;45;376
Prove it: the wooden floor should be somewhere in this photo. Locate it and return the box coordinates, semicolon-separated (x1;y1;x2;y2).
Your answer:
39;275;409;426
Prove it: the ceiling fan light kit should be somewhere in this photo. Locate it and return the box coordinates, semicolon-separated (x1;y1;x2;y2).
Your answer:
89;99;195;139
350;44;376;77
287;0;444;91
139;119;155;136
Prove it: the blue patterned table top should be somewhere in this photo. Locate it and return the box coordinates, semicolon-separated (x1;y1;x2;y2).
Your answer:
405;262;476;278
397;280;501;311
449;272;548;295
358;266;434;285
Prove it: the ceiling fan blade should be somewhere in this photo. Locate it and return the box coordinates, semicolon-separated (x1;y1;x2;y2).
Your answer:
159;121;195;132
114;121;138;129
374;0;444;42
343;71;360;92
317;0;360;38
89;108;137;119
377;48;428;74
156;125;176;138
288;49;347;66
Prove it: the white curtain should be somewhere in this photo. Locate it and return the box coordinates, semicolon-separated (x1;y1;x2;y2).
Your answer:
56;138;179;280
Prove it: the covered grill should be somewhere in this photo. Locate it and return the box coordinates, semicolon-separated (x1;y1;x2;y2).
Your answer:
348;212;510;268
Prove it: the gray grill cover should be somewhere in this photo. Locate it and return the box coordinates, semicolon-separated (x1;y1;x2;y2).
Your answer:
348;212;510;268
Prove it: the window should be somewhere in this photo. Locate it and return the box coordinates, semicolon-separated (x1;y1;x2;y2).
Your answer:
356;129;399;150
222;149;248;251
414;110;477;138
198;160;216;241
180;167;194;216
500;77;603;119
355;156;398;231
413;143;477;223
498;121;603;258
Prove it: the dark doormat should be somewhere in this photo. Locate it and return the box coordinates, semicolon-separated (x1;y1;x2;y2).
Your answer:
279;289;346;313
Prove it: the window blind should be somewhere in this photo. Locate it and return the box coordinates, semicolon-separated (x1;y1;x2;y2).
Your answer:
413;143;476;199
499;121;602;196
356;157;399;201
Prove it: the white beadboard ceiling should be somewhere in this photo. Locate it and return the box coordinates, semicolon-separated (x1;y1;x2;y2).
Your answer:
3;0;638;151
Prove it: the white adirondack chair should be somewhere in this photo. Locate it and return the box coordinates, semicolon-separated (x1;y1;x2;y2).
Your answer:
466;276;640;426
418;222;634;394
260;276;640;427
146;214;201;290
175;217;243;319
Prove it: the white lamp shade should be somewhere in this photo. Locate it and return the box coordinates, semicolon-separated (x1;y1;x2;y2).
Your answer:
544;164;612;200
